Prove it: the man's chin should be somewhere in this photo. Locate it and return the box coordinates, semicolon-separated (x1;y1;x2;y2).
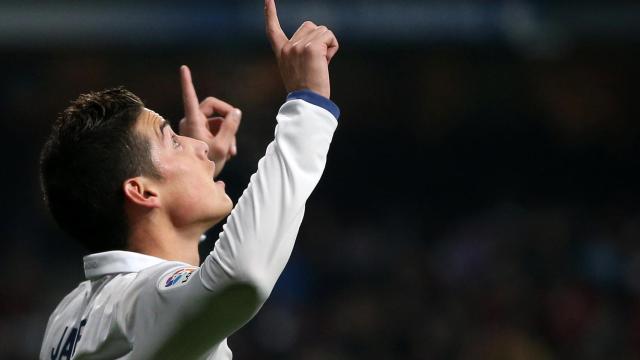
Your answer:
223;195;233;211
206;200;233;224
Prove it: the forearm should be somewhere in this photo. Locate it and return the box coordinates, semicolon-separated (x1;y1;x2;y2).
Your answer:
200;94;338;300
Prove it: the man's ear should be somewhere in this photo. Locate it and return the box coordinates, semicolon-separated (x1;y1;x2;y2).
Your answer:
123;177;161;209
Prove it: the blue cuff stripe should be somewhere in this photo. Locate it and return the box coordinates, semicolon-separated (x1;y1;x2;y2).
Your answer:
286;90;340;120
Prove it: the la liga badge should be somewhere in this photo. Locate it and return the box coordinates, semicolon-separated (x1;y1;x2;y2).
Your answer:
159;267;197;290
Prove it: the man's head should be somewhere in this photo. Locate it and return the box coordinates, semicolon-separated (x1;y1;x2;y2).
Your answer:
40;87;231;253
125;107;232;234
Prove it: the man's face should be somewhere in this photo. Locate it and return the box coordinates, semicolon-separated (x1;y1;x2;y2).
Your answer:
135;108;232;227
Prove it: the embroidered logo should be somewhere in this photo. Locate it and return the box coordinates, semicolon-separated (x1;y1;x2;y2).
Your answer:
159;267;197;290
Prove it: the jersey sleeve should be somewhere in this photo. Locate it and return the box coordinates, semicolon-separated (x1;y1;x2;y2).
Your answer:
200;94;338;299
124;94;339;359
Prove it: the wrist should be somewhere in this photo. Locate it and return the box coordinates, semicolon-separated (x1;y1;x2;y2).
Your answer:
286;90;340;120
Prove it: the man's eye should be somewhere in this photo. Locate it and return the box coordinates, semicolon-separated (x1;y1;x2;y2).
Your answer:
171;135;181;148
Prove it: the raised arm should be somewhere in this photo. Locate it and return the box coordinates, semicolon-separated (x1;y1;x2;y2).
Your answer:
198;0;340;303
127;2;340;358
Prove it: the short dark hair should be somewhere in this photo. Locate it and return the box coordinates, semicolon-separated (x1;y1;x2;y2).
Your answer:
40;87;160;252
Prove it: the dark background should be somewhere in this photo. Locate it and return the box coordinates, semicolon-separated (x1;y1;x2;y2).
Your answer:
1;1;640;359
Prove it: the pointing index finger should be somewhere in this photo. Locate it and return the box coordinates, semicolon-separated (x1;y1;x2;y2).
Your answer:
180;65;200;121
264;0;288;53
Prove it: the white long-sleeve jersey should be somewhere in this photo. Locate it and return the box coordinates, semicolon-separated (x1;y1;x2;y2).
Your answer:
40;92;340;360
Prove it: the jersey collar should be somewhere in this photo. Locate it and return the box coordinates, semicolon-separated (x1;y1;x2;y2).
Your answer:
83;251;167;280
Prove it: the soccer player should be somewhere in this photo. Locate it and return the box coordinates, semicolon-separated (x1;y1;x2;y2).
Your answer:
38;0;340;358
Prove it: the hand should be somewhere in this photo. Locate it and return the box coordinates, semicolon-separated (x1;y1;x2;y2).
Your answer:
264;0;339;99
179;65;241;177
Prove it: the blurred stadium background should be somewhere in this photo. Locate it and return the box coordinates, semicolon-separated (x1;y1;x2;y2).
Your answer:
1;0;640;359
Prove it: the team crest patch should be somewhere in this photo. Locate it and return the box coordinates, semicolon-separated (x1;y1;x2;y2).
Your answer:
159;267;197;290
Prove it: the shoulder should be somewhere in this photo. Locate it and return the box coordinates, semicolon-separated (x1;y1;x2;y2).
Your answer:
46;280;92;323
127;261;199;294
114;262;201;321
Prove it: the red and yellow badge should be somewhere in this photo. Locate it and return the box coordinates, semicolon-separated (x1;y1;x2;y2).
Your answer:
159;267;198;290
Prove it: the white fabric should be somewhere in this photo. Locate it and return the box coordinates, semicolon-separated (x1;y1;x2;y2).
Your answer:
40;99;338;360
83;251;166;279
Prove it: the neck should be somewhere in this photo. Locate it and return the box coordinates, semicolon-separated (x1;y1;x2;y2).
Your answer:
126;211;205;266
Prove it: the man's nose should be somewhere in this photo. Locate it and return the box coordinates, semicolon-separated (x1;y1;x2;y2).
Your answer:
194;138;209;159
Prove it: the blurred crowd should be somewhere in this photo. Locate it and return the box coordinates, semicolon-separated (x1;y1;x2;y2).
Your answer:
1;39;638;359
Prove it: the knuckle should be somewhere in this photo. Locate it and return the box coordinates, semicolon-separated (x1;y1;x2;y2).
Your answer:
289;43;302;54
302;20;316;28
303;44;316;54
317;25;328;32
